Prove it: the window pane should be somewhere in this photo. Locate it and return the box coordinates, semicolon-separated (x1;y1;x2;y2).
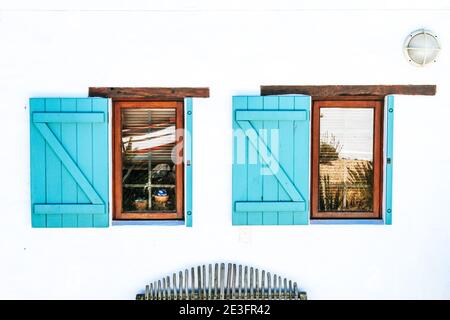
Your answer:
319;108;374;212
121;108;177;213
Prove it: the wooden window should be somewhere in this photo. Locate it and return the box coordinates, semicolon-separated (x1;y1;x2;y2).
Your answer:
311;100;383;219
113;100;184;220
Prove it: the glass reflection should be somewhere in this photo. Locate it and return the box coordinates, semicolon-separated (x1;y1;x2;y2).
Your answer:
121;108;176;212
319;108;374;212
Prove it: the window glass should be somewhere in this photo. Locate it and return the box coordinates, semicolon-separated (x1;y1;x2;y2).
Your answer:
318;108;374;212
121;108;177;213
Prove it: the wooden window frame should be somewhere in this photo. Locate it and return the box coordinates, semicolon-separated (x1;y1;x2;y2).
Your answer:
113;100;184;220
311;99;384;219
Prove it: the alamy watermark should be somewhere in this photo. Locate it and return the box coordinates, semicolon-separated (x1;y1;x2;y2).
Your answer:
158;128;281;176
233;128;280;175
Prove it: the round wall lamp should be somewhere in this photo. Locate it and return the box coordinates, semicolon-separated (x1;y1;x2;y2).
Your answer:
404;29;441;67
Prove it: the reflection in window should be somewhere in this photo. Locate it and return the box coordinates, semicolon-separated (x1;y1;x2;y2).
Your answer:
319;108;374;212
121;108;176;213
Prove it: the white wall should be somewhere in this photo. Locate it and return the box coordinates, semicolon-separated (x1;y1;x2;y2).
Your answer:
1;0;450;299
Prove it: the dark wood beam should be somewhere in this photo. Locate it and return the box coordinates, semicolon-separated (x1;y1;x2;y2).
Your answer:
89;87;210;99
260;85;436;97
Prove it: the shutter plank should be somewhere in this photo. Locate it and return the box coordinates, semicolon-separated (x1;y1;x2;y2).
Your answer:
76;99;94;227
235;110;307;121
92;99;109;227
247;97;263;225
385;96;394;225
278;97;295;225
236;202;305;212
45;98;62;227
34;204;105;214
262;96;279;225
33;112;104;123
61;98;78;227
293;96;310;225
185;98;193;227
232;96;249;225
30;99;47;227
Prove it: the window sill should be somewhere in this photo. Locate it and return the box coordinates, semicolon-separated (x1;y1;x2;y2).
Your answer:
310;219;386;225
112;220;185;226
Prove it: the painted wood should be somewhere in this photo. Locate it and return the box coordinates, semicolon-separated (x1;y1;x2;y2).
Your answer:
34;123;103;204
76;99;94;227
29;98;109;228
261;85;436;97
232;96;248;225
293;96;310;225
235;110;307;121
262;96;279;225
185;98;193;227
34;204;105;214
89;87;210;99
236;120;304;202
112;101;184;221
30;98;47;227
246;97;263;225
232;95;311;225
45;99;62;227
235;202;306;212
33;112;104;123
385;96;394;225
310;100;384;220
278;97;295;225
61;98;78;227
92;98;109;227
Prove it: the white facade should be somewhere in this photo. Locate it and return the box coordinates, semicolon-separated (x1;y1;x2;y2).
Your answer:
0;0;449;299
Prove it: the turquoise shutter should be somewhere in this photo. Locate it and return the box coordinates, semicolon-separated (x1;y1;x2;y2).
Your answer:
385;96;394;224
185;98;193;227
30;98;109;228
232;95;310;225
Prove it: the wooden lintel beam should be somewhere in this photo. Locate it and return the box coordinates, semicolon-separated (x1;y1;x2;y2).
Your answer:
89;87;210;99
260;85;436;97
